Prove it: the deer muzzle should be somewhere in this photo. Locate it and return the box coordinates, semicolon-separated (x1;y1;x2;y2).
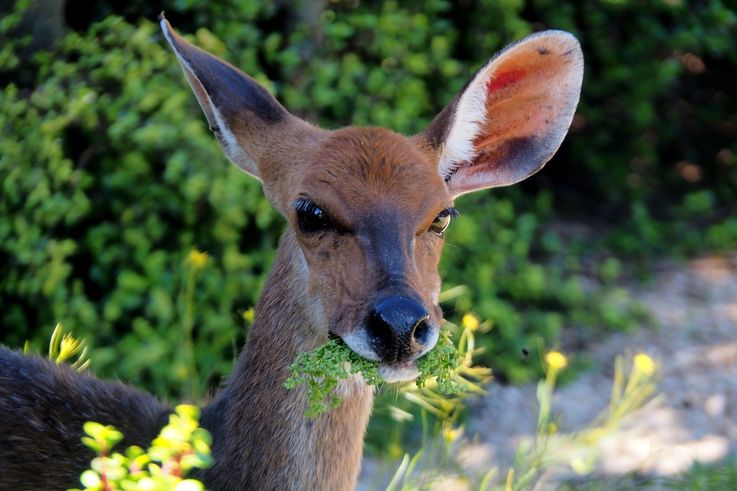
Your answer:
366;295;432;363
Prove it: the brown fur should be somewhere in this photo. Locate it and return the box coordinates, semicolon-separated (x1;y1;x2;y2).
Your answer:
291;128;450;338
195;130;452;490
198;232;373;491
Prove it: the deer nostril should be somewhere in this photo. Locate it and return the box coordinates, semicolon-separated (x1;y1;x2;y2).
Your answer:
412;319;430;345
367;296;430;362
367;309;394;352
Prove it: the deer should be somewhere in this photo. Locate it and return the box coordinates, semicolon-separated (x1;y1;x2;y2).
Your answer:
0;17;583;491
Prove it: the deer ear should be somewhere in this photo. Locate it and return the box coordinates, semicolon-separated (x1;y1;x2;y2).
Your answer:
420;30;583;198
160;17;302;181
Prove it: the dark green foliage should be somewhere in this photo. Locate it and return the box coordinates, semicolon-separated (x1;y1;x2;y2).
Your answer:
1;12;281;396
1;0;736;396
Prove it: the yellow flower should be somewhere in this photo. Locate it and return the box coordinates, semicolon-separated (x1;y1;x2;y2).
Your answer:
241;308;255;325
388;442;403;460
545;351;568;370
175;404;201;421
443;425;463;443
633;353;656;376
461;313;480;331
59;334;82;360
186;250;209;270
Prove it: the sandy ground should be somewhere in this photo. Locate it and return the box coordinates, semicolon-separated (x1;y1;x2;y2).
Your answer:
359;253;737;489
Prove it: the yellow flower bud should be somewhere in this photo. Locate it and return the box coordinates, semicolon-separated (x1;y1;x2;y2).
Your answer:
59;335;80;358
186;250;209;270
242;308;255;324
443;425;463;443
633;353;655;376
461;313;480;331
388;443;403;460
545;351;568;370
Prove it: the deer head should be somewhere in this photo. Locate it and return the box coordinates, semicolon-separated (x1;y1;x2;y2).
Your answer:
161;19;583;382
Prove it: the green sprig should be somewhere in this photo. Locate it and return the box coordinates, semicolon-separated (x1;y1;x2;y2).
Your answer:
416;330;463;393
284;330;462;417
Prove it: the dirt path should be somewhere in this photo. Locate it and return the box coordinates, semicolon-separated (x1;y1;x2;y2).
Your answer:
462;253;737;483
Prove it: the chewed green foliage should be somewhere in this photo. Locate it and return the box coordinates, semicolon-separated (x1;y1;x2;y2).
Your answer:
284;331;462;417
415;330;462;393
283;338;381;417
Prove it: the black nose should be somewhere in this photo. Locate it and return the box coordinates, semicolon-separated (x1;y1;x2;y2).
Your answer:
367;296;430;363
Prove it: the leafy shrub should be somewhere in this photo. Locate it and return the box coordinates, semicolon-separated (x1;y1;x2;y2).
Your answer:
72;405;212;491
1;12;280;397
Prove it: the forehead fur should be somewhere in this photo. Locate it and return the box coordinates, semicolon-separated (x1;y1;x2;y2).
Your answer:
302;127;449;210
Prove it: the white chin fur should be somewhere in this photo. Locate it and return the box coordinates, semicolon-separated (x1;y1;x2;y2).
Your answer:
342;326;440;383
341;331;381;362
378;362;420;383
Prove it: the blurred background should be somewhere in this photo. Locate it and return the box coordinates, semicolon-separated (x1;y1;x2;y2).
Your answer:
1;0;736;488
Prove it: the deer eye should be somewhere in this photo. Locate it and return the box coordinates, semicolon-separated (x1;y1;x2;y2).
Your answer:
429;208;458;236
293;199;333;234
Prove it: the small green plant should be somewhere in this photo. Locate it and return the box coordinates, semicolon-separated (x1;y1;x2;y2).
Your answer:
484;351;657;490
48;322;91;370
284;330;464;417
70;405;212;491
387;351;658;491
395;314;491;422
179;249;210;400
23;322;92;371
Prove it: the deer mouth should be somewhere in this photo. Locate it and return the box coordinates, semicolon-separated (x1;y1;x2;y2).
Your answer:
339;320;440;384
378;360;420;383
339;331;422;382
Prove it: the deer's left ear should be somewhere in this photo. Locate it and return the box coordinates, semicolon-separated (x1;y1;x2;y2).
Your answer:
418;30;583;198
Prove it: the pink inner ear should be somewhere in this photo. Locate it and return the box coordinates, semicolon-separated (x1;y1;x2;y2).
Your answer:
486;69;525;94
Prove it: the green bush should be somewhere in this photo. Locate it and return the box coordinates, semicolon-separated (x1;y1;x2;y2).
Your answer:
1;0;735;397
1;13;281;397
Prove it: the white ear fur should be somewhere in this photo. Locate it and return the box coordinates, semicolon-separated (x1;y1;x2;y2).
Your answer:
438;70;489;179
437;30;584;196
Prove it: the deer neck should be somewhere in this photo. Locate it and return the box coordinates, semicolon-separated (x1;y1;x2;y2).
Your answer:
201;230;374;491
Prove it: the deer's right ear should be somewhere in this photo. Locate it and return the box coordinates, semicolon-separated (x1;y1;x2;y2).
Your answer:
160;17;314;182
418;30;584;198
